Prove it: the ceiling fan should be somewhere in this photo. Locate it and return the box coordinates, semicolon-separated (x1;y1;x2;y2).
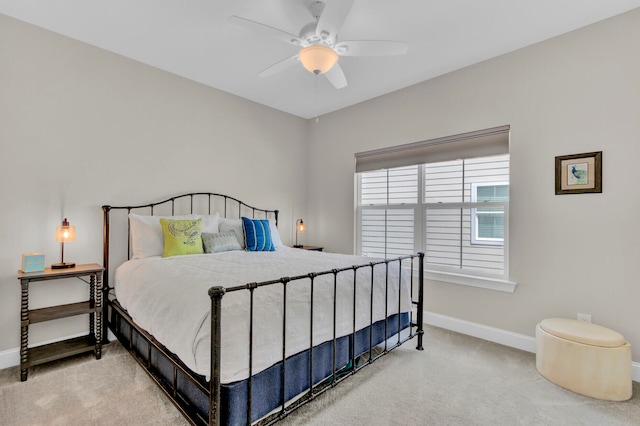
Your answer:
229;0;408;89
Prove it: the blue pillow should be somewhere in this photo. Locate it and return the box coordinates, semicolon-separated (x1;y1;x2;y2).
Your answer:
242;217;275;252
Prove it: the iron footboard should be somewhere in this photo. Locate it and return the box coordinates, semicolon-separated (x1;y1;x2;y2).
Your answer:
208;252;425;425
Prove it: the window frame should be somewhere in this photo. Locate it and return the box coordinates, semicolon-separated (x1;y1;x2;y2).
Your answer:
357;160;516;293
470;181;509;246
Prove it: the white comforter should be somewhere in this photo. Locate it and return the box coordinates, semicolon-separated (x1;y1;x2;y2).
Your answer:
115;247;412;383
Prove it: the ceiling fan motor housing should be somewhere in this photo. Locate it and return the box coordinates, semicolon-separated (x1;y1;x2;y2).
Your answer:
299;22;321;45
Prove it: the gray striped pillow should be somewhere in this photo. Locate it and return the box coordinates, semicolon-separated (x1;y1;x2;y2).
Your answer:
202;231;242;253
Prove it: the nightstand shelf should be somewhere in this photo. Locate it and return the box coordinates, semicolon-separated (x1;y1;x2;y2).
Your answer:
28;334;97;367
17;263;104;381
29;301;98;324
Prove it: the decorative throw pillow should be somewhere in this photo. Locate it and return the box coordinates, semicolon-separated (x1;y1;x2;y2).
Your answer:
202;231;242;253
242;217;274;252
129;213;191;258
159;218;204;257
219;218;245;249
129;213;218;258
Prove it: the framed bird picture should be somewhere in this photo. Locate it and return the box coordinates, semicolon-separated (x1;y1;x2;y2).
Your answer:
555;151;602;195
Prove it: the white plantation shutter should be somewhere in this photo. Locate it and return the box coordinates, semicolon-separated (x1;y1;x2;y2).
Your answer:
356;126;510;282
360;208;415;258
360;167;417;205
360;167;417;258
424;204;506;275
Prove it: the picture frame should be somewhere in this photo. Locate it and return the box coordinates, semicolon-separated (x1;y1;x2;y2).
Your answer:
21;253;45;272
555;151;602;195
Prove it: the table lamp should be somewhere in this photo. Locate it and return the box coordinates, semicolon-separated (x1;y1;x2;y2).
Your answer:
294;218;306;248
52;218;76;269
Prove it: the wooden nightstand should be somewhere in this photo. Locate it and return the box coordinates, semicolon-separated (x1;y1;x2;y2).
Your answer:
294;245;324;252
17;263;104;381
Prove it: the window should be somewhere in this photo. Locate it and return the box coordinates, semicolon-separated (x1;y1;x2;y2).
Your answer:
423;156;509;277
471;182;509;245
355;126;515;292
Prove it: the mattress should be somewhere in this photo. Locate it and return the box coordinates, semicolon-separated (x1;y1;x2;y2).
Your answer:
114;247;412;383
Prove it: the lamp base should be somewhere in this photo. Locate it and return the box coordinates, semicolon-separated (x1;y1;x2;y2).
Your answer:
51;262;76;269
292;245;303;248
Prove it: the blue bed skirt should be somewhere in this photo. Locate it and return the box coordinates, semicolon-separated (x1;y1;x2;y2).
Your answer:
115;310;409;425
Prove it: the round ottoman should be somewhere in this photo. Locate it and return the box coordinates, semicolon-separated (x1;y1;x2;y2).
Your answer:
535;318;632;401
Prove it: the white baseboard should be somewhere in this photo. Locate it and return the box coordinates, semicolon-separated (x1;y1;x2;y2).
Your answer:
424;310;640;383
0;347;19;370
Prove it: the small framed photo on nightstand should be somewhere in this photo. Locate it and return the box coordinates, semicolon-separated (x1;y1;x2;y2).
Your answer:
21;253;45;272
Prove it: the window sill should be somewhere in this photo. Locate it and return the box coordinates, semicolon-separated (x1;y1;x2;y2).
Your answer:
425;270;517;293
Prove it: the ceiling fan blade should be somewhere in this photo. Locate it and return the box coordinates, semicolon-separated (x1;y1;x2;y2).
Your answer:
229;15;303;46
334;40;409;56
324;63;347;89
315;0;354;44
258;55;300;78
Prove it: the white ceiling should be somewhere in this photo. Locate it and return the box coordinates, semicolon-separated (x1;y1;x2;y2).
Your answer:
2;0;639;119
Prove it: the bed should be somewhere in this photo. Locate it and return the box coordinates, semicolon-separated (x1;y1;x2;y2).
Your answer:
102;192;424;425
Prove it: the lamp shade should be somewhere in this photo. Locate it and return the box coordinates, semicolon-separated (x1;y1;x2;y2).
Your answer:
55;218;76;243
298;45;338;75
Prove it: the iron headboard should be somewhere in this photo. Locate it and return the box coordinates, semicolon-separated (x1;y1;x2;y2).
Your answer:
102;192;279;298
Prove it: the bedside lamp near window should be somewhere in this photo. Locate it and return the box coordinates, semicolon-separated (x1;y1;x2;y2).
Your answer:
293;219;306;248
52;218;76;269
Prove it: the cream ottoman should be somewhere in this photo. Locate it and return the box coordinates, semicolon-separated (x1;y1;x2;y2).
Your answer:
536;318;632;401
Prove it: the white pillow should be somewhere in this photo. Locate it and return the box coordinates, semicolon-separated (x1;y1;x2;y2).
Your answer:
129;213;219;259
200;214;220;234
269;218;283;248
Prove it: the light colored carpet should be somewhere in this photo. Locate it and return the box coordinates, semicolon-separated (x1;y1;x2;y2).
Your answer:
281;328;640;426
0;343;188;426
1;326;638;425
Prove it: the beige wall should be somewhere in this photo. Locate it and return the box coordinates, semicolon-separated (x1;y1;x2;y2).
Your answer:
0;14;309;353
307;9;640;361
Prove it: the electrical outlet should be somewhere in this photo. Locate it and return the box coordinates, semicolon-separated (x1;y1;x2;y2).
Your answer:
577;313;592;323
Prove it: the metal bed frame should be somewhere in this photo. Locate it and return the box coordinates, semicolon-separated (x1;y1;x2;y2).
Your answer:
102;192;424;425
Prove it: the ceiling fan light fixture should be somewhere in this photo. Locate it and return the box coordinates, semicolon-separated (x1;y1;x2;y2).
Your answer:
298;45;338;75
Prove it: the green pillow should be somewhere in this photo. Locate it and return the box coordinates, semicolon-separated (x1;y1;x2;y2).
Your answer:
159;218;204;257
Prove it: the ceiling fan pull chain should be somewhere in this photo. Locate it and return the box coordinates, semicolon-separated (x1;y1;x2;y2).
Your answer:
315;74;320;123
